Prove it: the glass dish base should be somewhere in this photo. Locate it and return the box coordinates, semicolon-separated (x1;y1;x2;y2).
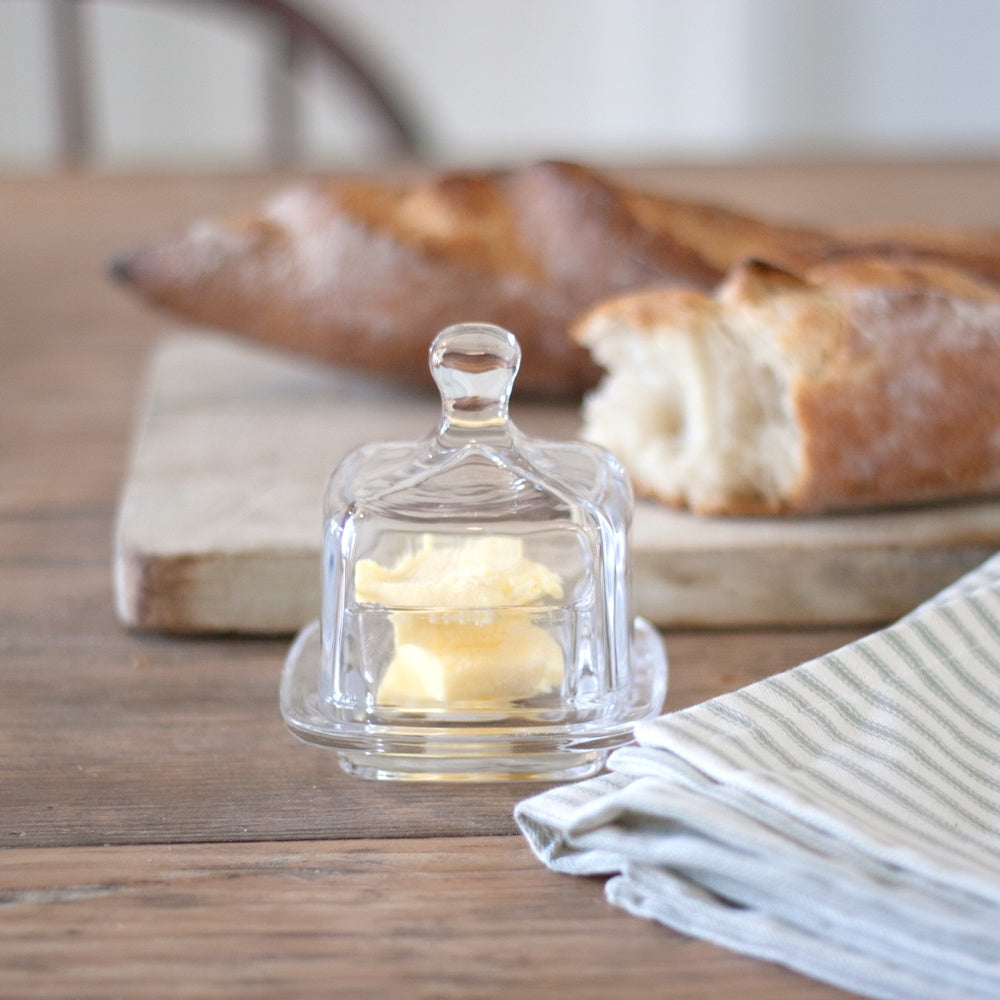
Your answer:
280;618;668;782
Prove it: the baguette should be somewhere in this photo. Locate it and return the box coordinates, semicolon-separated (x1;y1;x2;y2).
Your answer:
111;159;1000;401
573;256;1000;515
111;161;839;396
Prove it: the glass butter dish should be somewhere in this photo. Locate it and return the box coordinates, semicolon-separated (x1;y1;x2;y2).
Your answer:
280;323;667;781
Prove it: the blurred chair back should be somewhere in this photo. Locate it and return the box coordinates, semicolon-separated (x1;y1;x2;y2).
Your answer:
46;0;422;168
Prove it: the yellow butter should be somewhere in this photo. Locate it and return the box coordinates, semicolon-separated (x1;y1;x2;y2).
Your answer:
355;536;565;706
355;535;563;610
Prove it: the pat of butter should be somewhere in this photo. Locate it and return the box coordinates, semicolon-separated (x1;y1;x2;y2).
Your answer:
355;536;565;706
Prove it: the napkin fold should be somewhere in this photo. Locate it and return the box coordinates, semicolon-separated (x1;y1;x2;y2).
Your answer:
516;552;1000;1000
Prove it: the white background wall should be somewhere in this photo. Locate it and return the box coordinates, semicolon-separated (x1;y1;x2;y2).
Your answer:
2;0;1000;172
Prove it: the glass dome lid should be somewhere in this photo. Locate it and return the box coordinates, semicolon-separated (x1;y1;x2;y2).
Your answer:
280;322;667;781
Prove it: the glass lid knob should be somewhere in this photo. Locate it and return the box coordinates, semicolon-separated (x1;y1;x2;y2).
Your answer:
430;323;520;433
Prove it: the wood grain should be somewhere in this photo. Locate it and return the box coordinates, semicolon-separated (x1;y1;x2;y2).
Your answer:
0;838;850;1000
3;582;861;847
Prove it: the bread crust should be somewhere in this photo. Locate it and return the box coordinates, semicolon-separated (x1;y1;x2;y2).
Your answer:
574;257;1000;515
111;160;1000;404
112;162;728;396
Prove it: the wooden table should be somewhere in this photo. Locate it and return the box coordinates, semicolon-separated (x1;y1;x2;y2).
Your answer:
4;160;999;998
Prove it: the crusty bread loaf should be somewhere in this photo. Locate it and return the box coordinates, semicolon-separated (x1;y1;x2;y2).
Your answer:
573;257;1000;515
111;159;1000;402
110;161;845;396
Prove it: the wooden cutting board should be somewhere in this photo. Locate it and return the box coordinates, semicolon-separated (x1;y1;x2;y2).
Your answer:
114;332;1000;634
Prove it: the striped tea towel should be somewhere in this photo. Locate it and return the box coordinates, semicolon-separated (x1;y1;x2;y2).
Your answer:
515;551;1000;1000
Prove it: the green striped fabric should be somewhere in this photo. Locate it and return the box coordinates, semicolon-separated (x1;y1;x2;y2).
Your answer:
516;552;1000;1000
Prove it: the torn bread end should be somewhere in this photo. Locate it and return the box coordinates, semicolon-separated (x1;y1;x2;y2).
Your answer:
575;294;801;516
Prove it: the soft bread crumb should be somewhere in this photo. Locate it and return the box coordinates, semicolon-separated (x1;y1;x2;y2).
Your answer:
577;292;800;515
